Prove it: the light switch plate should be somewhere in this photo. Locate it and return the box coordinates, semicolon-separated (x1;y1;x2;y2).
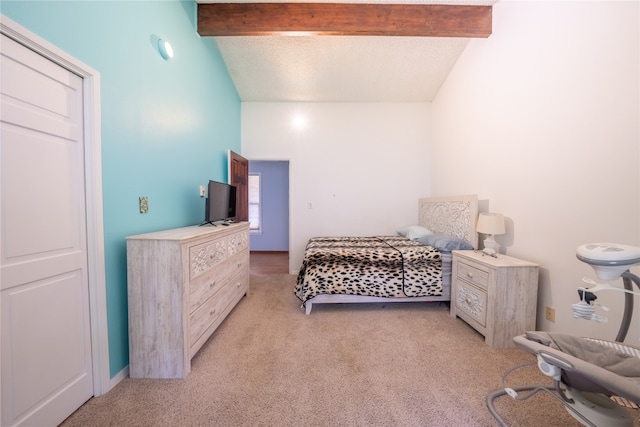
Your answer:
139;196;148;214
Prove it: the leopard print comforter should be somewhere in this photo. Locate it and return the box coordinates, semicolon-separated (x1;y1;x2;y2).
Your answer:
295;236;443;303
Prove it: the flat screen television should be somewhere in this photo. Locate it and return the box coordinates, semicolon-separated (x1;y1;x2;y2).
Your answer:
203;179;236;225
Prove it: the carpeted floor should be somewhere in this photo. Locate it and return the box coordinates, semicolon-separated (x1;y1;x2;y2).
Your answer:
61;274;640;426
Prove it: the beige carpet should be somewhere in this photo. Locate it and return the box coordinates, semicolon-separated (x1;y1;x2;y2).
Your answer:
61;274;640;426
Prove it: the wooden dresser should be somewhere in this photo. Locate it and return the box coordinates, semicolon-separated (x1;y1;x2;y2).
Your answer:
450;250;539;348
127;222;250;378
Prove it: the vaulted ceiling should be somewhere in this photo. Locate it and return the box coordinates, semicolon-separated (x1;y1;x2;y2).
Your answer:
196;1;498;102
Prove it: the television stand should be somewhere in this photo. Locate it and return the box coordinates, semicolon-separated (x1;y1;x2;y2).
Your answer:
199;219;232;227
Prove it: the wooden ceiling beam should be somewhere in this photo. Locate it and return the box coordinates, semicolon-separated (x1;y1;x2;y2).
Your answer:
197;3;492;38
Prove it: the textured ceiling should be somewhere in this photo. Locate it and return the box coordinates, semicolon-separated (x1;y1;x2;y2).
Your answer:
199;0;498;102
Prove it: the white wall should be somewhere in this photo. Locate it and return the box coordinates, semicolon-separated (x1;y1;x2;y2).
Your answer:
242;102;432;273
432;0;639;340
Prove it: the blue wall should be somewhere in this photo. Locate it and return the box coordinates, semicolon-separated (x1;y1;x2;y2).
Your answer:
2;1;241;377
249;161;289;251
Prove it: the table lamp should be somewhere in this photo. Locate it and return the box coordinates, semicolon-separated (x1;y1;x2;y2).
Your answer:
476;213;506;255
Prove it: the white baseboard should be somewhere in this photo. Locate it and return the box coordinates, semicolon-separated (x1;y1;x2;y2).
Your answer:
106;365;129;393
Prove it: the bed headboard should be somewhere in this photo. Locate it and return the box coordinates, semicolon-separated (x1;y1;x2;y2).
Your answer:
418;195;478;249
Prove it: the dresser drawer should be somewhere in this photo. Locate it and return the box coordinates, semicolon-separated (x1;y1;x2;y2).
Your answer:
457;260;489;291
228;230;249;256
189;250;248;313
189;275;245;347
455;281;487;327
189;237;229;281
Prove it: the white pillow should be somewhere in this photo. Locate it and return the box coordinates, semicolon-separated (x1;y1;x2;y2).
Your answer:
397;225;433;240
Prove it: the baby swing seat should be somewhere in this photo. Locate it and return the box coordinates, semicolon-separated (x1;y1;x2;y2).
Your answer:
515;331;640;403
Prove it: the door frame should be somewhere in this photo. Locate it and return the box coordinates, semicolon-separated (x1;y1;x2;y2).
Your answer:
247;158;292;272
1;15;111;396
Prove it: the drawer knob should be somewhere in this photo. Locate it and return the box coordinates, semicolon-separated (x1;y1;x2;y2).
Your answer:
209;281;216;288
209;309;216;316
467;272;473;278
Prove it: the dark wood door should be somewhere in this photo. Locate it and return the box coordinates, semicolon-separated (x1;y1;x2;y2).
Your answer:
228;150;248;221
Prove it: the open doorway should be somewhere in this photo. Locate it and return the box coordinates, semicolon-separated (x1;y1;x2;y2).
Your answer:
248;160;290;274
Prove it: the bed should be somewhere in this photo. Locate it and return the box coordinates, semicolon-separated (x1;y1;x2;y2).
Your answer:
295;194;478;314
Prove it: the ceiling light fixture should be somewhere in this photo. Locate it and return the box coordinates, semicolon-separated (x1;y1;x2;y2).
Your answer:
292;113;307;131
157;38;174;60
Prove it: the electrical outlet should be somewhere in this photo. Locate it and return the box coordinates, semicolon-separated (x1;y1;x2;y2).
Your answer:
545;306;555;323
139;196;148;214
199;185;206;197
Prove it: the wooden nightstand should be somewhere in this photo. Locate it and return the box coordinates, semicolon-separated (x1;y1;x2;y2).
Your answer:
450;250;539;348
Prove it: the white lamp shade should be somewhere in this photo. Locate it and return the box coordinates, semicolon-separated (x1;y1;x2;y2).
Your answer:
476;213;506;235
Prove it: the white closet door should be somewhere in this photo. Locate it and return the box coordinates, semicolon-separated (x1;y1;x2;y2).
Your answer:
1;33;93;426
